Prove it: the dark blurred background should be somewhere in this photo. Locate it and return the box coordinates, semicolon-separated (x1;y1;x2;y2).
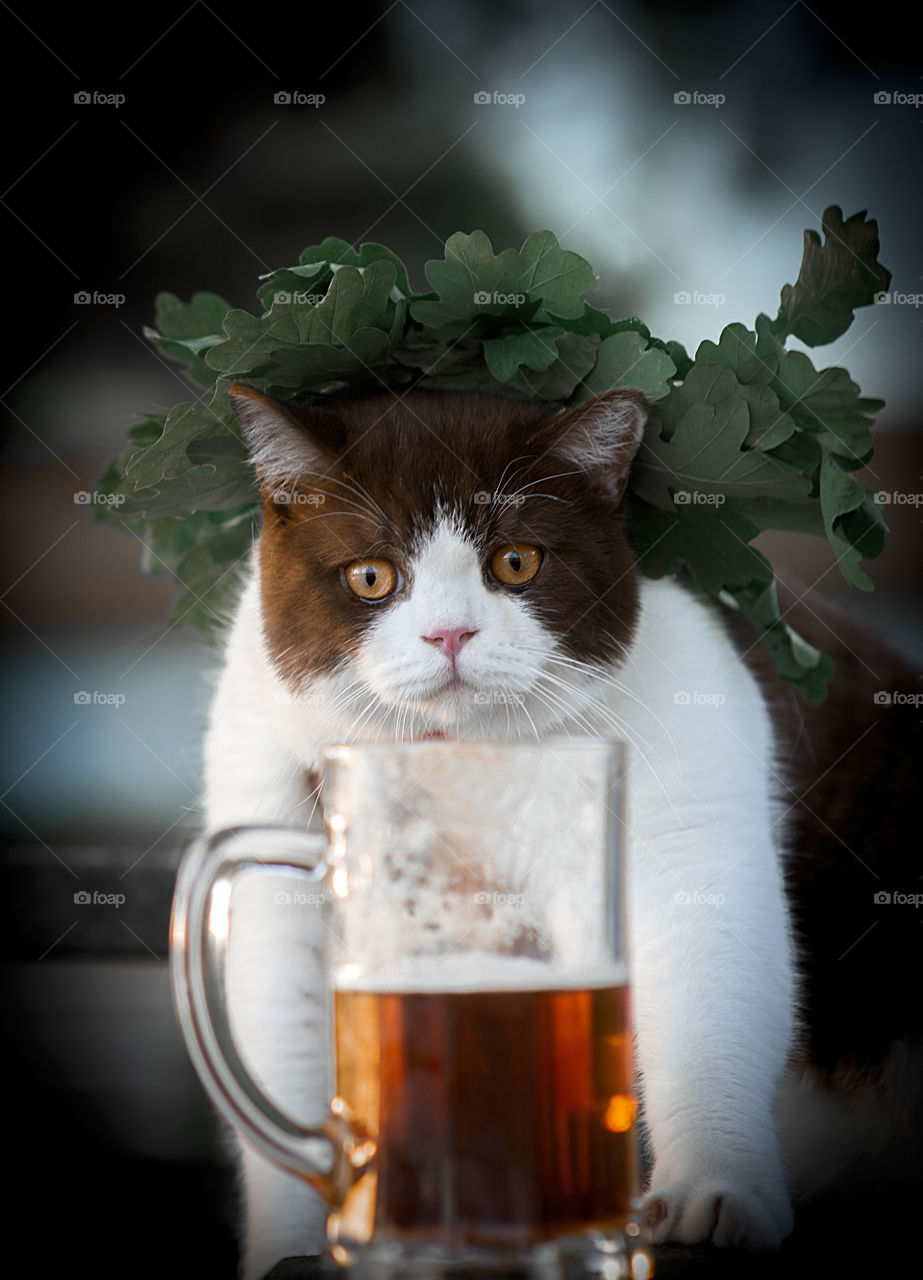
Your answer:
1;2;920;1276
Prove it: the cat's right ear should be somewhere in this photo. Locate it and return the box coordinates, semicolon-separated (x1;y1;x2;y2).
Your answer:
228;383;344;502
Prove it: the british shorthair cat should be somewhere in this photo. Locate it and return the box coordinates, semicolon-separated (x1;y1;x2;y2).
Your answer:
202;384;920;1279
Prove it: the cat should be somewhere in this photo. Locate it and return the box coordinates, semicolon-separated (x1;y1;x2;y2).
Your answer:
201;382;921;1280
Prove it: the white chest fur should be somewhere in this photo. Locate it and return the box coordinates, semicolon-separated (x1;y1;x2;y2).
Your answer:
202;543;797;1276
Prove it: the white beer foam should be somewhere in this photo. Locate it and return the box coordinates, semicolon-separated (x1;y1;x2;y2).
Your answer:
331;743;624;977
334;950;629;993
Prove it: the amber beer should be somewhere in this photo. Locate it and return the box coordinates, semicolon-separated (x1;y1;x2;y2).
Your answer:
330;975;639;1250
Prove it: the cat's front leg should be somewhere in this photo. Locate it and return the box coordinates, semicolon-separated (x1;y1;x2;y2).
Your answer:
630;827;796;1249
200;578;332;1275
227;881;331;1278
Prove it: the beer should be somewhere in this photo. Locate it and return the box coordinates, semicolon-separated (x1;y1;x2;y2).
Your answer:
330;965;638;1250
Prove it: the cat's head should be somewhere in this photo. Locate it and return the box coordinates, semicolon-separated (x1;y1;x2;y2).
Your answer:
229;384;647;740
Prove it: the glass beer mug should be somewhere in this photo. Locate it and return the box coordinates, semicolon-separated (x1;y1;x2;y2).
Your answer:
170;740;653;1278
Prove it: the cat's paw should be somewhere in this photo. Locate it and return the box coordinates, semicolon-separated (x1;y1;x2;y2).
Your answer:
643;1176;793;1249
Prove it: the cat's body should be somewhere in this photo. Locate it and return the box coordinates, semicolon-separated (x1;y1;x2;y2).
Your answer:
202;386;920;1279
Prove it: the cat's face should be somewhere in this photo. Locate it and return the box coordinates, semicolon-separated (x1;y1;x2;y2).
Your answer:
230;386;647;739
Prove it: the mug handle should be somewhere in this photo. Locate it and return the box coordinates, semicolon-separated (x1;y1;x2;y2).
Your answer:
169;824;371;1208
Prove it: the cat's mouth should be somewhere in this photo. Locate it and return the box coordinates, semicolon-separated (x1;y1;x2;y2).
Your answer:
397;670;530;724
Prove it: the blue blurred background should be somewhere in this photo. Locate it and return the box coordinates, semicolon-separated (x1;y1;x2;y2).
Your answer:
1;2;920;1275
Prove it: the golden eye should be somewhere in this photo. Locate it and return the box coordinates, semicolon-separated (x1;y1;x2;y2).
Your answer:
344;559;399;601
489;543;542;586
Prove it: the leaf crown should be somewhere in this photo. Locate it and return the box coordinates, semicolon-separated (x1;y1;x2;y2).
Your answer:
93;207;891;701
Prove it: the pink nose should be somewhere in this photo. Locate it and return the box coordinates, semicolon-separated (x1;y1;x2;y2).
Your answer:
423;627;478;662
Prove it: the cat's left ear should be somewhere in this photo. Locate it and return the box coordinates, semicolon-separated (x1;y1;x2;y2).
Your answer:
227;381;347;502
548;389;648;502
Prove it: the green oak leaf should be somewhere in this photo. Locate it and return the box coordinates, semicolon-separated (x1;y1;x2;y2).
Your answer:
759;333;881;468
632;363;812;511
140;505;257;575
578;330;676;402
201;309;280;378
409;229;594;331
482;326;566;382
732;576;835;703
772;205;891;346
143;292;231;388
267;260;397;345
513;229;597;321
152;290;230;340
552;305;638;339
735;381;797;452
118;450;257;521
90;414;173;524
695;322;772;386
694;324;796;450
625;498;766;593
127;414;168;446
121;382;242;490
256;263;335;313
256;237;411;313
167;513;259;639
391;337;485;381
658;338;693;381
298;236;355;266
258;329;394;390
623;498;833;701
715;492;826;540
505;333;599;401
632;359;728;445
208;261;397;377
818;455;887;590
410;230;522;331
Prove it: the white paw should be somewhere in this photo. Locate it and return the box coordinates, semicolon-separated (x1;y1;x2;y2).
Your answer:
643;1175;793;1248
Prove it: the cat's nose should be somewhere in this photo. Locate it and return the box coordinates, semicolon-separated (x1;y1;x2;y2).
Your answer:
422;627;478;662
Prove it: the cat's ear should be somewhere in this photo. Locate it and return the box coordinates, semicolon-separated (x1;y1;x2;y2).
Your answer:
548;389;648;502
228;382;345;499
